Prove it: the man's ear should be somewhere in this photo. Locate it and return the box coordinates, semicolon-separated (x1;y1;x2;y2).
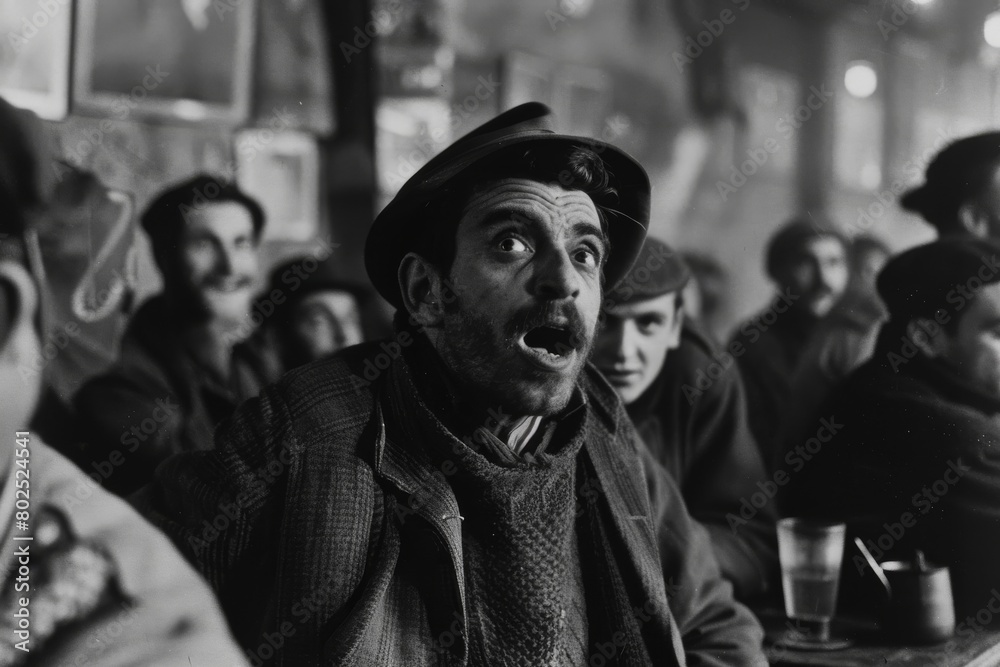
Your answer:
958;202;991;239
398;252;447;329
907;318;947;358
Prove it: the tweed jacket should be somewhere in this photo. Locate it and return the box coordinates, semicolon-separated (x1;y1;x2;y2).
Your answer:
138;341;766;666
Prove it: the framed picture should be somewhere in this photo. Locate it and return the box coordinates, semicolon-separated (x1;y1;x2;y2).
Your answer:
236;130;320;242
73;0;256;124
0;0;73;120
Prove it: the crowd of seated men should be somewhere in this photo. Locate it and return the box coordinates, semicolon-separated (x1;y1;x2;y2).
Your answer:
5;86;1000;664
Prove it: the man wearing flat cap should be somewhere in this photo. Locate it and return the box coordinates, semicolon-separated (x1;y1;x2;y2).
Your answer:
779;236;1000;622
593;237;778;603
729;217;848;469
139;103;766;665
901;131;1000;238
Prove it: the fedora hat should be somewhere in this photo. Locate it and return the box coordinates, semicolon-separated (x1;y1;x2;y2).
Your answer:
900;131;1000;235
364;102;650;309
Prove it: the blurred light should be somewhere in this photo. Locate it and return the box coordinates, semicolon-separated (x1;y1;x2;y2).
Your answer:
171;100;209;121
986;11;1000;48
558;0;594;19
844;62;878;98
911;0;934;4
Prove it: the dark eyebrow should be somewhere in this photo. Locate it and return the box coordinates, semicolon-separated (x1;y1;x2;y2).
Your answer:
570;220;605;241
476;206;606;250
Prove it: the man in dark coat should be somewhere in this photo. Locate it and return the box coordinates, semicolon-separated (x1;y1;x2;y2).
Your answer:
73;176;280;496
777;234;890;456
779;236;1000;623
729;218;848;469
592;237;778;602
139;103;766;666
901;131;1000;238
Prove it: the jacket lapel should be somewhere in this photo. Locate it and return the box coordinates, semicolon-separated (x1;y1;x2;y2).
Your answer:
373;394;470;664
584;392;688;665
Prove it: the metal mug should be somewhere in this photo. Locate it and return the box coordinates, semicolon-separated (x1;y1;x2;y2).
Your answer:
880;560;955;644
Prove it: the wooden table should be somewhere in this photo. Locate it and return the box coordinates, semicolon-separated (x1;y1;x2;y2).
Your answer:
759;610;1000;666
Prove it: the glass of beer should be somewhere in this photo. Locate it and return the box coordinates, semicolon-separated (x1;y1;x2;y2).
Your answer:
777;518;847;648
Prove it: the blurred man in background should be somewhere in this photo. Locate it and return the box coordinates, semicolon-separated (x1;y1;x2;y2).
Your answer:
593;237;778;603
74;175;279;496
901;131;1000;239
0;95;245;666
779;237;1000;623
680;250;729;344
730;218;848;469
776;234;891;464
264;256;365;373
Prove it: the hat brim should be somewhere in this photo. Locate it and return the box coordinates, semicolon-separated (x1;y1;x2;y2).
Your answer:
365;133;650;310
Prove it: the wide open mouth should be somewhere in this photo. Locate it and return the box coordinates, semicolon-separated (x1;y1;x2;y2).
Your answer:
522;324;576;357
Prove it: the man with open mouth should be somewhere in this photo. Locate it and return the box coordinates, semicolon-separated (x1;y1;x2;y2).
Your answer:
140;102;766;666
74;175;280;496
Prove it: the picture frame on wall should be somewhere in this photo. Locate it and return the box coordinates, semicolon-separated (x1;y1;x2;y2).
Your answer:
236;130;321;243
0;0;73;120
73;0;256;124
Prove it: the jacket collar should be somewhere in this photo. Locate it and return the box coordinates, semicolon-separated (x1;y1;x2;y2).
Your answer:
372;349;682;663
371;354;469;662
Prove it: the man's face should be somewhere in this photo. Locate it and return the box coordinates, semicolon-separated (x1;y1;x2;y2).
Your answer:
967;162;1000;239
175;202;259;324
432;177;606;417
778;236;848;317
938;282;1000;399
593;293;683;405
853;247;890;295
286;290;363;362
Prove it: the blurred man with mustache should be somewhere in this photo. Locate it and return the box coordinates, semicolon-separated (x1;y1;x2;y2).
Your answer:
74;175;279;496
729;218;848;469
138;103;765;665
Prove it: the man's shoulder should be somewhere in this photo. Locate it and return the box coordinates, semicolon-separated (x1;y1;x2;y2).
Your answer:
272;340;388;417
834;359;991;440
19;441;246;664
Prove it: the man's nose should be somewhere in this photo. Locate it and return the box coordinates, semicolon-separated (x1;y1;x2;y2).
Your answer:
817;264;840;290
597;319;634;364
533;247;580;300
214;245;236;275
620;322;642;364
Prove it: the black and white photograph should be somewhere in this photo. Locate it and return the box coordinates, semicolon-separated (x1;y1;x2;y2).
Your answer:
4;0;1000;665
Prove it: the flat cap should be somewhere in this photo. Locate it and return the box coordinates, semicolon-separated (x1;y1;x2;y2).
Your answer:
364;102;650;309
605;237;689;306
901;132;1000;236
877;236;1000;323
